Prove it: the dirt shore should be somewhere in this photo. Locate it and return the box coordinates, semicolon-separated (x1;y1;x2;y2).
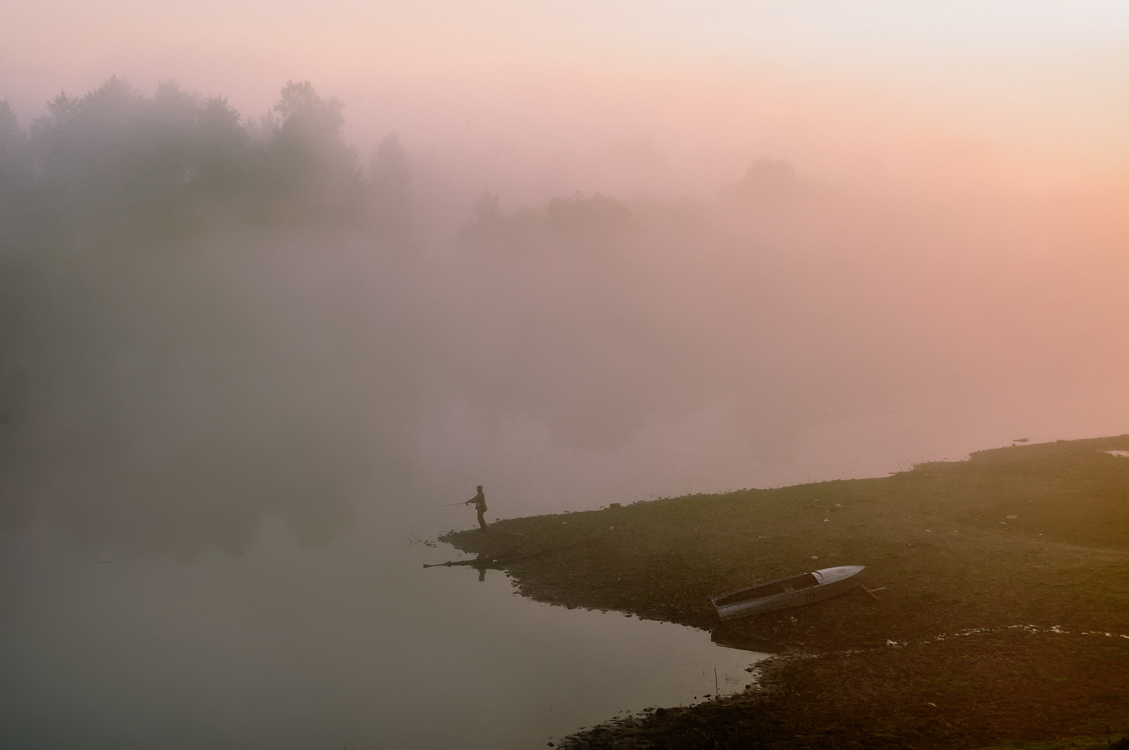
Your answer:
442;436;1129;749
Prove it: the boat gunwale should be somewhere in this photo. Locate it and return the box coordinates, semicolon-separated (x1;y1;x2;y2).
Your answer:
711;571;822;607
710;565;866;613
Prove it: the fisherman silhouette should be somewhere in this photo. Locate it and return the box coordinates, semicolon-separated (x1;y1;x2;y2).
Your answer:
466;485;487;531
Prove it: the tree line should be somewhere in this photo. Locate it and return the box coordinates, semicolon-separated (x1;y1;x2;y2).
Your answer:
1;77;410;246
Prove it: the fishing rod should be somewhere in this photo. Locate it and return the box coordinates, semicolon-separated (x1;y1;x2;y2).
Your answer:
432;500;469;508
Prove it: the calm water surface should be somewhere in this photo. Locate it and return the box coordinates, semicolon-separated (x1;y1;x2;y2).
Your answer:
6;409;1118;748
1;512;766;750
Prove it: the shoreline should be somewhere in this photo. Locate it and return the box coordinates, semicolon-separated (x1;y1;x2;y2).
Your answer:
443;436;1129;748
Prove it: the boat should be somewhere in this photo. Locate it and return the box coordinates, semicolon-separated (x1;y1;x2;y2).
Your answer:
710;565;866;621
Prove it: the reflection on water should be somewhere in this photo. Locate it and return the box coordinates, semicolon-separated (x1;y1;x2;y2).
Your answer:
0;514;766;750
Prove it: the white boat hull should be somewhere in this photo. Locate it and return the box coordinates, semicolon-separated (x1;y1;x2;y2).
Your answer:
711;565;866;621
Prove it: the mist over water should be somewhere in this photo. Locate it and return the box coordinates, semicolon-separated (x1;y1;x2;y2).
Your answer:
1;3;1126;747
2;122;1123;552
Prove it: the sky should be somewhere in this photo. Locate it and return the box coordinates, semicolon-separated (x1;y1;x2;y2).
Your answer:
3;1;1127;198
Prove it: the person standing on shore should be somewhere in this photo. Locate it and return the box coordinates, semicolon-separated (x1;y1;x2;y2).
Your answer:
466;485;487;531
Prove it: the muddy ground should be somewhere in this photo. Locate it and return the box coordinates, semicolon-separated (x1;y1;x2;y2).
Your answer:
442;436;1129;749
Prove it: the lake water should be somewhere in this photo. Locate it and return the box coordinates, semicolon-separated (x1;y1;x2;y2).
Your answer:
2;395;1120;749
1;511;767;750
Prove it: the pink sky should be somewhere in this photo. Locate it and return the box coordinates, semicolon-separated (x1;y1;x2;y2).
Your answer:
2;1;1126;197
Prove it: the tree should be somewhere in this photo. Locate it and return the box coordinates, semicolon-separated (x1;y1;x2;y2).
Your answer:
5;77;372;237
267;80;362;223
737;158;797;201
192;96;251;205
367;133;412;239
0;101;34;245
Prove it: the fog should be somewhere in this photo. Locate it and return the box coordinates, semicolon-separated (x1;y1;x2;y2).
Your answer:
2;87;1125;553
1;2;1127;746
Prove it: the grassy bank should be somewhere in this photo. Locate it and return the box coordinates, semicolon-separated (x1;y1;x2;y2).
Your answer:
442;436;1129;749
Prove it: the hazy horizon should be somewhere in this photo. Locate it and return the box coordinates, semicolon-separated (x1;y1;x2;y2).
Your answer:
2;0;1128;557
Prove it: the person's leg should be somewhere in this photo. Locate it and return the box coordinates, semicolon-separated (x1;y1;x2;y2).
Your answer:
477;508;486;530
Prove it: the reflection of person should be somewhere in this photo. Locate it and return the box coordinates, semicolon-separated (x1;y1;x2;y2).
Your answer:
465;485;487;531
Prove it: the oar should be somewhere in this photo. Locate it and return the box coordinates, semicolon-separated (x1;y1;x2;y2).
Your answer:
860;585;886;601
